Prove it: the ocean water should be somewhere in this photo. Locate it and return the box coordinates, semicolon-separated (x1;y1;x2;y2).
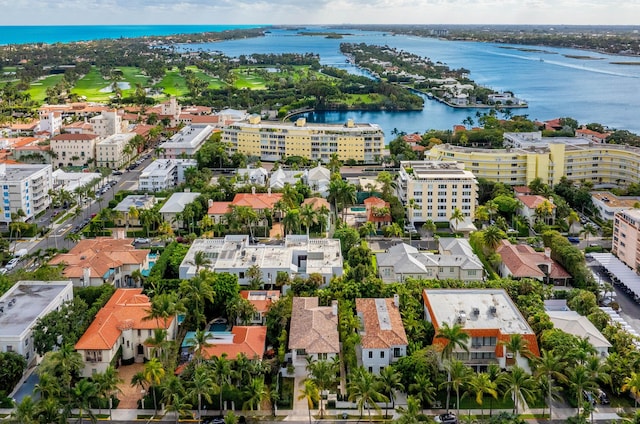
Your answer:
185;27;640;135
0;25;265;45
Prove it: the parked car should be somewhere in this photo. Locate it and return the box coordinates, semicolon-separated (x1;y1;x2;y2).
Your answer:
597;389;610;405
583;390;597;406
112;170;123;176
202;416;225;424
0;268;8;275
435;413;458;424
134;238;150;244
5;258;20;271
567;236;580;244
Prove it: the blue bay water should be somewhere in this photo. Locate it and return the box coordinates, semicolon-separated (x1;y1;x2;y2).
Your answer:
0;25;264;45
183;27;640;136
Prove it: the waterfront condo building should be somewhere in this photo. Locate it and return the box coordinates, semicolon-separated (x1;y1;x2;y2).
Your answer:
612;209;640;271
0;163;53;223
397;160;477;224
222;116;384;163
96;133;137;169
159;124;214;159
423;288;539;372
51;133;100;168
428;135;640;188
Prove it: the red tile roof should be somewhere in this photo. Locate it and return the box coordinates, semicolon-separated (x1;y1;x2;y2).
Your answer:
518;195;556;210
201;326;267;360
207;201;232;215
52;133;99;141
356;298;408;349
302;197;330;211
75;289;173;350
232;192;283;210
513;186;532;195
497;240;570;280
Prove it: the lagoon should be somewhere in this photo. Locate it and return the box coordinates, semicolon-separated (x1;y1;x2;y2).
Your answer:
185;27;640;136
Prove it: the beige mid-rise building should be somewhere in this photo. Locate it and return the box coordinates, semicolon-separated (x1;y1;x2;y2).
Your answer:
397;160;477;223
89;110;128;138
223;116;384;163
613;209;640;271
96;133;136;169
51;133;100;168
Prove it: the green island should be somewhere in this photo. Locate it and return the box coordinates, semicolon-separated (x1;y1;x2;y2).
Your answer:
563;54;603;60
340;42;528;109
610;61;640;65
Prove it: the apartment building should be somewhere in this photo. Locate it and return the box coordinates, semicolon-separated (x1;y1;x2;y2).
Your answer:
0;281;73;365
428;137;640;188
38;110;62;136
612;209;640;271
223;116;384;163
89;110;127;138
591;192;640;221
138;159;197;192
423;289;539;372
397;160;477;224
0;163;53;223
51;133;100;168
159;124;213;159
96;132;136;169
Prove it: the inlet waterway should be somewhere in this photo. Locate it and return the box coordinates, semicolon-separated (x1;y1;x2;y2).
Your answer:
184;27;640;136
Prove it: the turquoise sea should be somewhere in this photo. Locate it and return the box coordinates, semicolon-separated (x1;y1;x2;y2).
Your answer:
0;25;265;45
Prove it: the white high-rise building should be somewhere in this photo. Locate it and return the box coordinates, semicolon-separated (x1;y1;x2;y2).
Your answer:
138;159;197;192
0;163;53;223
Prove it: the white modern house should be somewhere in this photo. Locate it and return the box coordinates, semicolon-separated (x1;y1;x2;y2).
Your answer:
179;235;344;283
0;281;74;364
0;163;53;224
356;297;408;374
138;159;197;192
159;124;214;159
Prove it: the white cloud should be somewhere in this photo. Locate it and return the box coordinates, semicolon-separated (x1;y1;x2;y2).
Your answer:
1;0;640;24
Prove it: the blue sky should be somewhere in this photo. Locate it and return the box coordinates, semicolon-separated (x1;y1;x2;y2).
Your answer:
1;0;639;25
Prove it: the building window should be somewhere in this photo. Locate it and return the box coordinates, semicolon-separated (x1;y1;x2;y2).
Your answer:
296;349;306;356
368;351;373;359
368;367;373;373
380;351;385;358
393;348;402;358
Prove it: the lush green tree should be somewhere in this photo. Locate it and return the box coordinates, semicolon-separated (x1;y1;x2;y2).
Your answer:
94;365;123;417
378;366;404;416
467;372;498;419
189;364;218;421
622;371;640;407
143;358;166;414
306;359;339;418
408;373;436;409
533;349;567;420
347;367;389;422
70;379;98;424
333;225;360;257
441;359;470;417
499;366;537;415
10;395;37;424
242;376;268;411
0;351;27;394
298;379;319;424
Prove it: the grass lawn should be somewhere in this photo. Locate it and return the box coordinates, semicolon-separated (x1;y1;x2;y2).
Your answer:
233;69;268;90
436;390;514;412
156;67;189;97
72;67;114;102
27;74;64;102
343;93;381;105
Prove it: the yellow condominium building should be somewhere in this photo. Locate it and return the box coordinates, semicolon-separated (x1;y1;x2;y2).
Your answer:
397;161;477;224
222;116;384;163
427;141;640;188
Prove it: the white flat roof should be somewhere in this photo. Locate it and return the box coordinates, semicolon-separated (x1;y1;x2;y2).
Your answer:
424;288;534;334
0;281;73;338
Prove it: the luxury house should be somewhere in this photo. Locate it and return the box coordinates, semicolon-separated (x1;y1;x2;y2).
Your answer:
288;297;339;367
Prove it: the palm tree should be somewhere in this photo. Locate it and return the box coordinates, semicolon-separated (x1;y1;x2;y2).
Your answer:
499;366;537;415
347;367;388;423
186;328;213;364
189;365;218;422
327;153;342;174
212;355;233;414
298;379;320;424
94;365;123;418
179;272;215;328
378;366;404;418
622;371;640;407
449;207;465;232
384;222;403;238
306;359;339;418
143;358;166;414
581;223;598;242
70;379;98;424
242;376;268;411
126;206;139;233
567;210;580;235
10;396;37;424
360;221;377;238
397;396;421;424
165;393;193;424
466;372;498;419
144;291;183;338
422;219;436;238
282;208;301;235
317;204;330;237
435;322;470;412
441;359;470;418
533;349;567;420
482;225;505;252
300;203;318;237
189;251;212;274
408;373;436;409
500;334;531;367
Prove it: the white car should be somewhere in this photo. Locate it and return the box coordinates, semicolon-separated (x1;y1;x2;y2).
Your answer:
0;268;7;275
5;258;20;270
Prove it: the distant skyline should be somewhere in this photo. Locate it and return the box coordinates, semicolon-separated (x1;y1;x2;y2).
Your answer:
1;0;640;26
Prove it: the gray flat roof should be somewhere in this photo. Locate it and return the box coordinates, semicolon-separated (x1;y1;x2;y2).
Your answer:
0;281;72;338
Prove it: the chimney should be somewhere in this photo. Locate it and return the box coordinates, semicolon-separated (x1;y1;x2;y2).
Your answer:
332;300;338;316
208;199;213;207
267;187;271;196
393;294;400;308
251;186;256;195
544;247;551;259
